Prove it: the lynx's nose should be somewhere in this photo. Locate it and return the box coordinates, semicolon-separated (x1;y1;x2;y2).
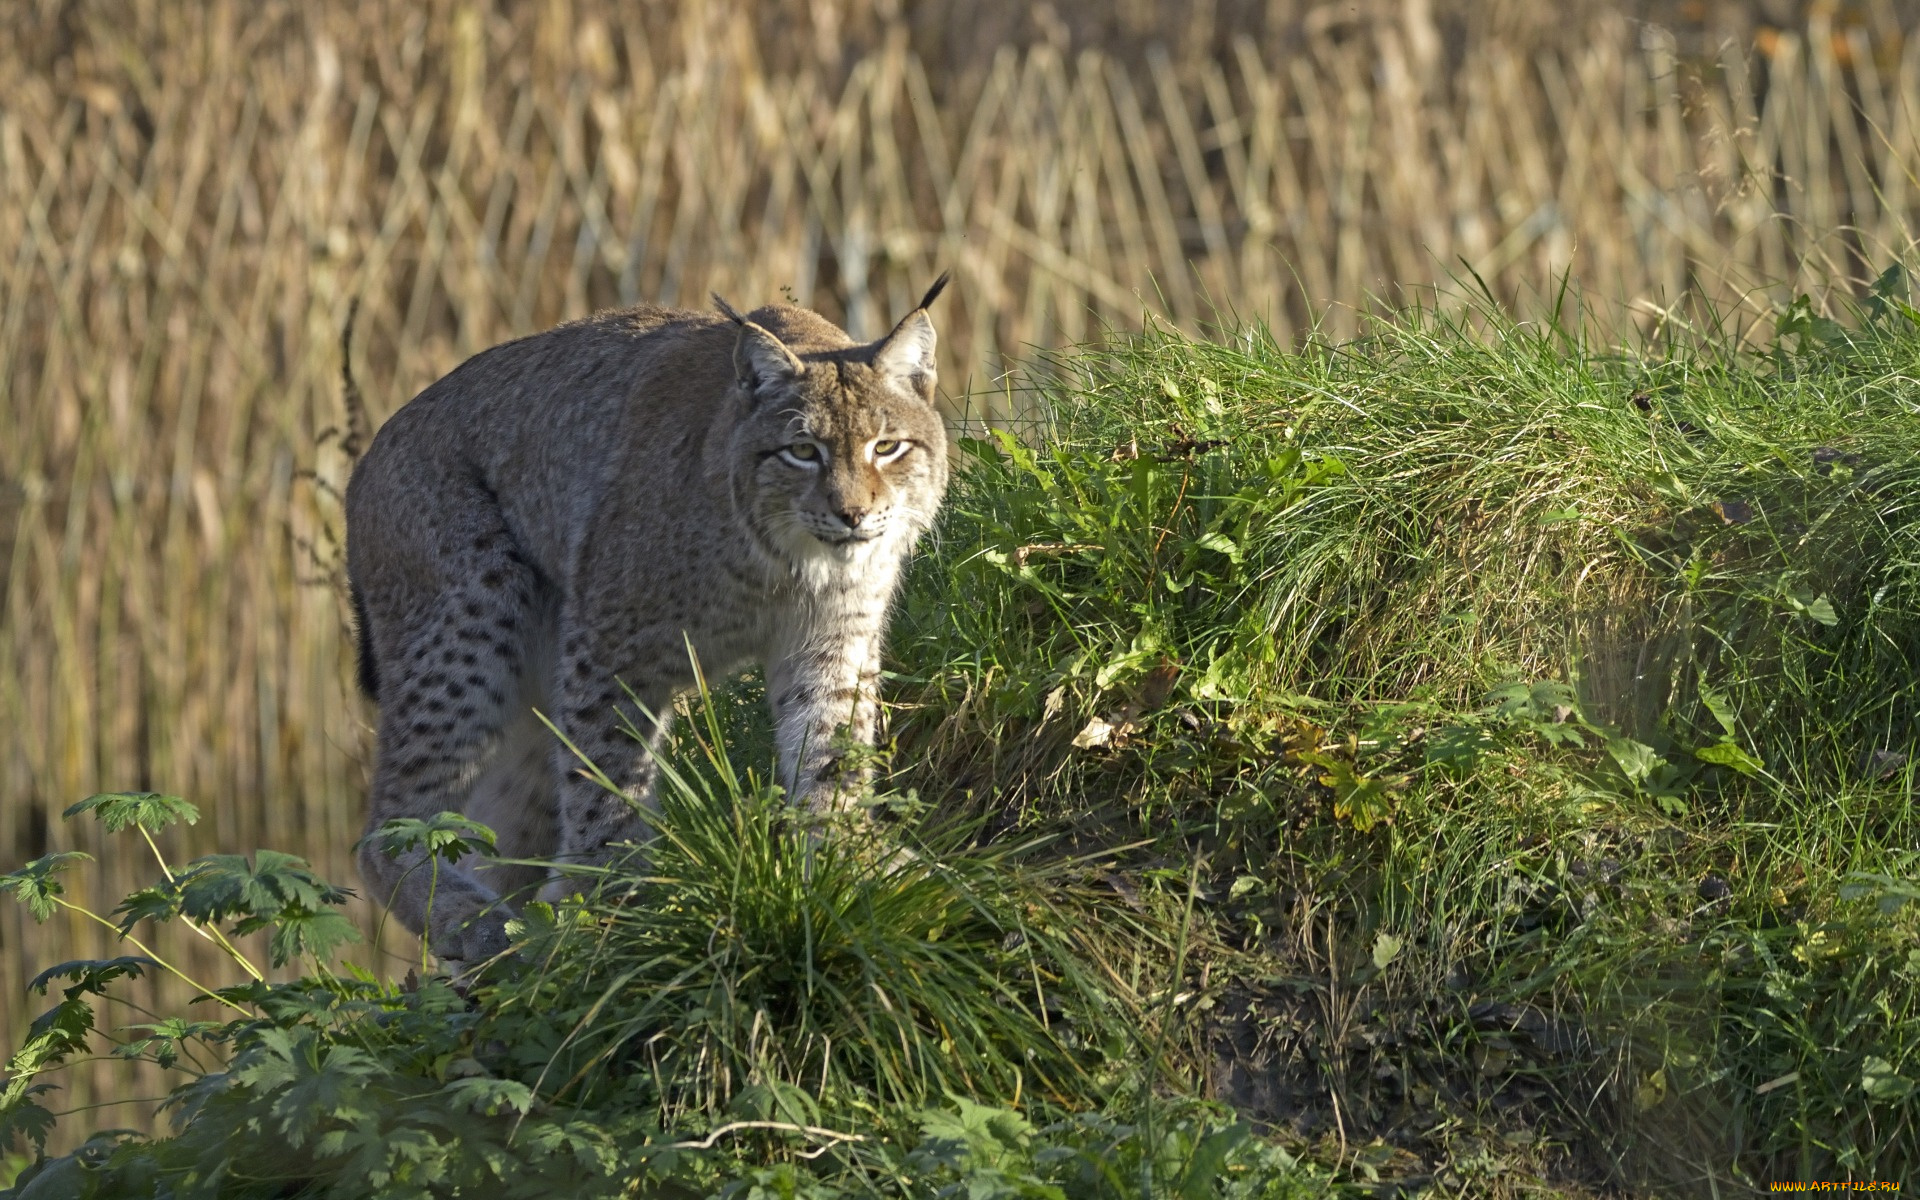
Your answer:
836;505;870;530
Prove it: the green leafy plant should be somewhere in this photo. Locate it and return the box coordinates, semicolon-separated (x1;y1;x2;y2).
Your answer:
0;724;1171;1196
905;1094;1328;1199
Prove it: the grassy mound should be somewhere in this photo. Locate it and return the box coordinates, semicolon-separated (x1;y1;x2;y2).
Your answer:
882;280;1920;1188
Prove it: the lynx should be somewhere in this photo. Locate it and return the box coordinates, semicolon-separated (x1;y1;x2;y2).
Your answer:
345;278;951;967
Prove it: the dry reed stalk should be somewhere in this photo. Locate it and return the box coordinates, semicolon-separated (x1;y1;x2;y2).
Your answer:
1;12;1917;1138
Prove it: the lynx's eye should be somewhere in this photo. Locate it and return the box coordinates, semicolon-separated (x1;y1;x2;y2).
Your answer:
871;438;905;460
780;441;825;467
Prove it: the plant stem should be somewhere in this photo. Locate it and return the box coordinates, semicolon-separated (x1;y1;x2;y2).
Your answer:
57;900;252;1015
137;824;266;982
1138;854;1202;1200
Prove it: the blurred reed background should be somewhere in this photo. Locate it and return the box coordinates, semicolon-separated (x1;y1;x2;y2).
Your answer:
1;0;1916;1134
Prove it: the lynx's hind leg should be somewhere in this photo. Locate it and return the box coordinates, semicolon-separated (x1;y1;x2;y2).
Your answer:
354;501;550;967
458;672;561;906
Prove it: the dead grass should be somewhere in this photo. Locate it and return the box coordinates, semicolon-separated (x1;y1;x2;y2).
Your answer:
1;0;1916;1140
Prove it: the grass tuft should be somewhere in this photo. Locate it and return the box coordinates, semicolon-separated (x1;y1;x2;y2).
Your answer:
483;735;1145;1128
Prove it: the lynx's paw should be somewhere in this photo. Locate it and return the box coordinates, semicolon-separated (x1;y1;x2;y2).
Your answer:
428;901;515;972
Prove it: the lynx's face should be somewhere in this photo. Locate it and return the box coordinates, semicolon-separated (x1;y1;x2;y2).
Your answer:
723;294;949;577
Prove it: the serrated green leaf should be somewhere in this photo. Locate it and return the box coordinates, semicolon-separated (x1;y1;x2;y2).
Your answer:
0;853;92;922
171;851;355;927
260;908;361;967
1486;681;1531;719
1838;873;1920;915
0;1099;57;1154
1177;1123;1250;1200
365;812;499;864
116;1018;225;1070
1866;263;1908;323
1425;724;1495;775
63;792;199;834
1534;722;1588;749
22;997;95;1060
442;1076;534;1116
113;885;183;934
27;956;153;998
1322;762;1392;832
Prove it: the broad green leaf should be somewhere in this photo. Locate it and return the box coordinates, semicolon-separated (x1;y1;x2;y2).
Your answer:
1193;531;1242;563
116;1018;224;1070
1866;262;1908;323
1528;680;1579;715
113;885;182;933
0;1098;56;1155
1305;454;1348;484
1178;1122;1251;1200
1862;1056;1914;1102
1695;741;1764;777
171;851;355;926
1838;873;1920;915
1698;685;1738;738
263;1043;382;1148
23;997;95;1059
1606;738;1662;784
1487;682;1532;719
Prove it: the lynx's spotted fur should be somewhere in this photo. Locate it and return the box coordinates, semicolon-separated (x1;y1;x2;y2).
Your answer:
345;279;950;966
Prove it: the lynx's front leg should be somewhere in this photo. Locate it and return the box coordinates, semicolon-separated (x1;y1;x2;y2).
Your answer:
768;608;889;814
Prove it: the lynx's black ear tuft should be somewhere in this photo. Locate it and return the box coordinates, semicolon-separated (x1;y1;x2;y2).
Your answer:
916;271;951;313
712;293;747;325
874;274;947;401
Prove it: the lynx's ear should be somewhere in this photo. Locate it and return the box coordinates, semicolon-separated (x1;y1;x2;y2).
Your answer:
713;293;802;395
873;272;948;400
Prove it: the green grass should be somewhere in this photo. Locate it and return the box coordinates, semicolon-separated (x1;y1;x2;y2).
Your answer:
2;276;1918;1196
